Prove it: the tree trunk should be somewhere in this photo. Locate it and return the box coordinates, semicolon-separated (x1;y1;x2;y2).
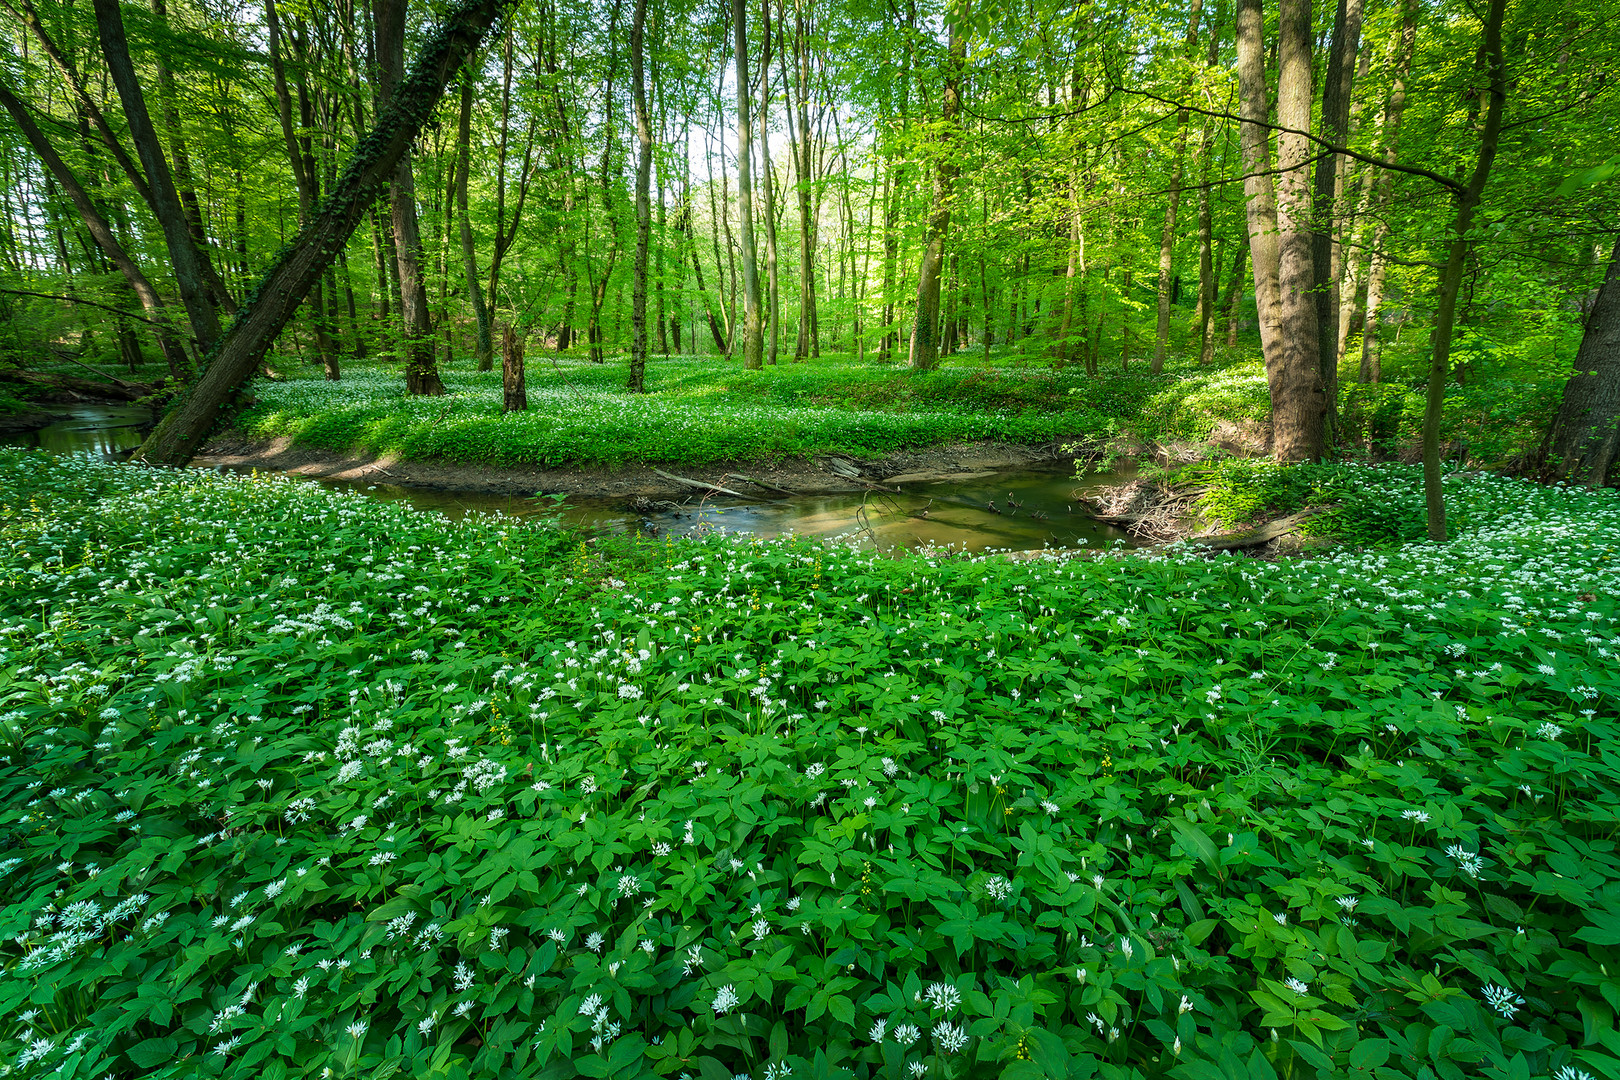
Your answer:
734;0;764;370
0;75;191;378
1534;234;1620;487
1359;0;1418;384
456;67;495;370
1421;0;1506;540
790;2;818;361
136;0;517;465
908;10;965;371
501;322;528;412
1151;0;1204;374
760;0;781;365
1237;0;1324;462
93;0;223;352
1310;0;1365;447
628;0;653;390
376;0;446;395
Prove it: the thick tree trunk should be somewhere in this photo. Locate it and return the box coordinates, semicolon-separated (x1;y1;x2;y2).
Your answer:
135;0;517;465
734;0;764;370
1421;0;1505;540
1151;0;1204;374
628;0;653;390
908;12;965;371
376;0;446;395
456;69;495;370
1535;235;1620;487
1237;0;1324;462
501;323;528;412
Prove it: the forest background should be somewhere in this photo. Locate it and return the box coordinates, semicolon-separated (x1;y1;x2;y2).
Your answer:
0;0;1616;505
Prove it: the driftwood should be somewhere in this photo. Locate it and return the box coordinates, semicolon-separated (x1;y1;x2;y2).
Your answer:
722;472;800;497
1186;507;1329;550
651;468;750;499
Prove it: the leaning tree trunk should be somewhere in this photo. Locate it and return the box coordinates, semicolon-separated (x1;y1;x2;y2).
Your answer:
1533;234;1620;486
136;0;518;466
0;75;192;378
1421;0;1506;541
93;0;223;352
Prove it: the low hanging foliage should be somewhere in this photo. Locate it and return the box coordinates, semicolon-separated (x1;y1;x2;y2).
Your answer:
1;450;1617;1080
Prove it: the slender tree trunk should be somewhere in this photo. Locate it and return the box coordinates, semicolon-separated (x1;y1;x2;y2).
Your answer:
628;0;653;390
1422;0;1506;540
376;0;446;394
454;68;495;370
1152;0;1204;373
1534;234;1620;486
908;10;965;371
1359;0;1417;384
760;0;781;365
93;0;223;352
734;0;764;369
137;0;517;465
0;75;191;377
790;0;818;360
1310;0;1365;447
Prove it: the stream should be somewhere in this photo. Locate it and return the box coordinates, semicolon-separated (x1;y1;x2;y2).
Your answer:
3;405;1137;554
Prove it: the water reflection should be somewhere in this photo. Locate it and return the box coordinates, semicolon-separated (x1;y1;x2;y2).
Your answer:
0;405;151;456
3;406;1133;554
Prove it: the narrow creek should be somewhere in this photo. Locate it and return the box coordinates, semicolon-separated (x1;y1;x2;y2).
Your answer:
3;405;1137;554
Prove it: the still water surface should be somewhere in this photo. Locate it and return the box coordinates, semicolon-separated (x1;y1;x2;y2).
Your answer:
3;405;1135;554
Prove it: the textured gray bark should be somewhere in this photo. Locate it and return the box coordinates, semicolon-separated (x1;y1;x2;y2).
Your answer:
1535;235;1620;487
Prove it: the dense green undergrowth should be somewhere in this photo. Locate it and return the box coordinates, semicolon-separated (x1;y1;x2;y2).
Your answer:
228;353;1559;471
2;451;1618;1080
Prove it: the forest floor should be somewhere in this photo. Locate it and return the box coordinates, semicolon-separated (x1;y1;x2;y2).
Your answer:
3;448;1616;1079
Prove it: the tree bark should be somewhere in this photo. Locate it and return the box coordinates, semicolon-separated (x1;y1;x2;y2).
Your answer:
135;0;517;466
907;7;965;371
1359;0;1418;385
1310;0;1364;446
1236;0;1324;462
1421;0;1506;540
760;0;782;365
0;74;191;378
456;67;495;370
733;0;765;370
1534;234;1620;487
375;0;446;395
1151;0;1204;374
628;0;653;390
501;322;528;412
93;0;224;352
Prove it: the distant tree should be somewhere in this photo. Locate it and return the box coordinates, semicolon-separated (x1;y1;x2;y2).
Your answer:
136;0;520;465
